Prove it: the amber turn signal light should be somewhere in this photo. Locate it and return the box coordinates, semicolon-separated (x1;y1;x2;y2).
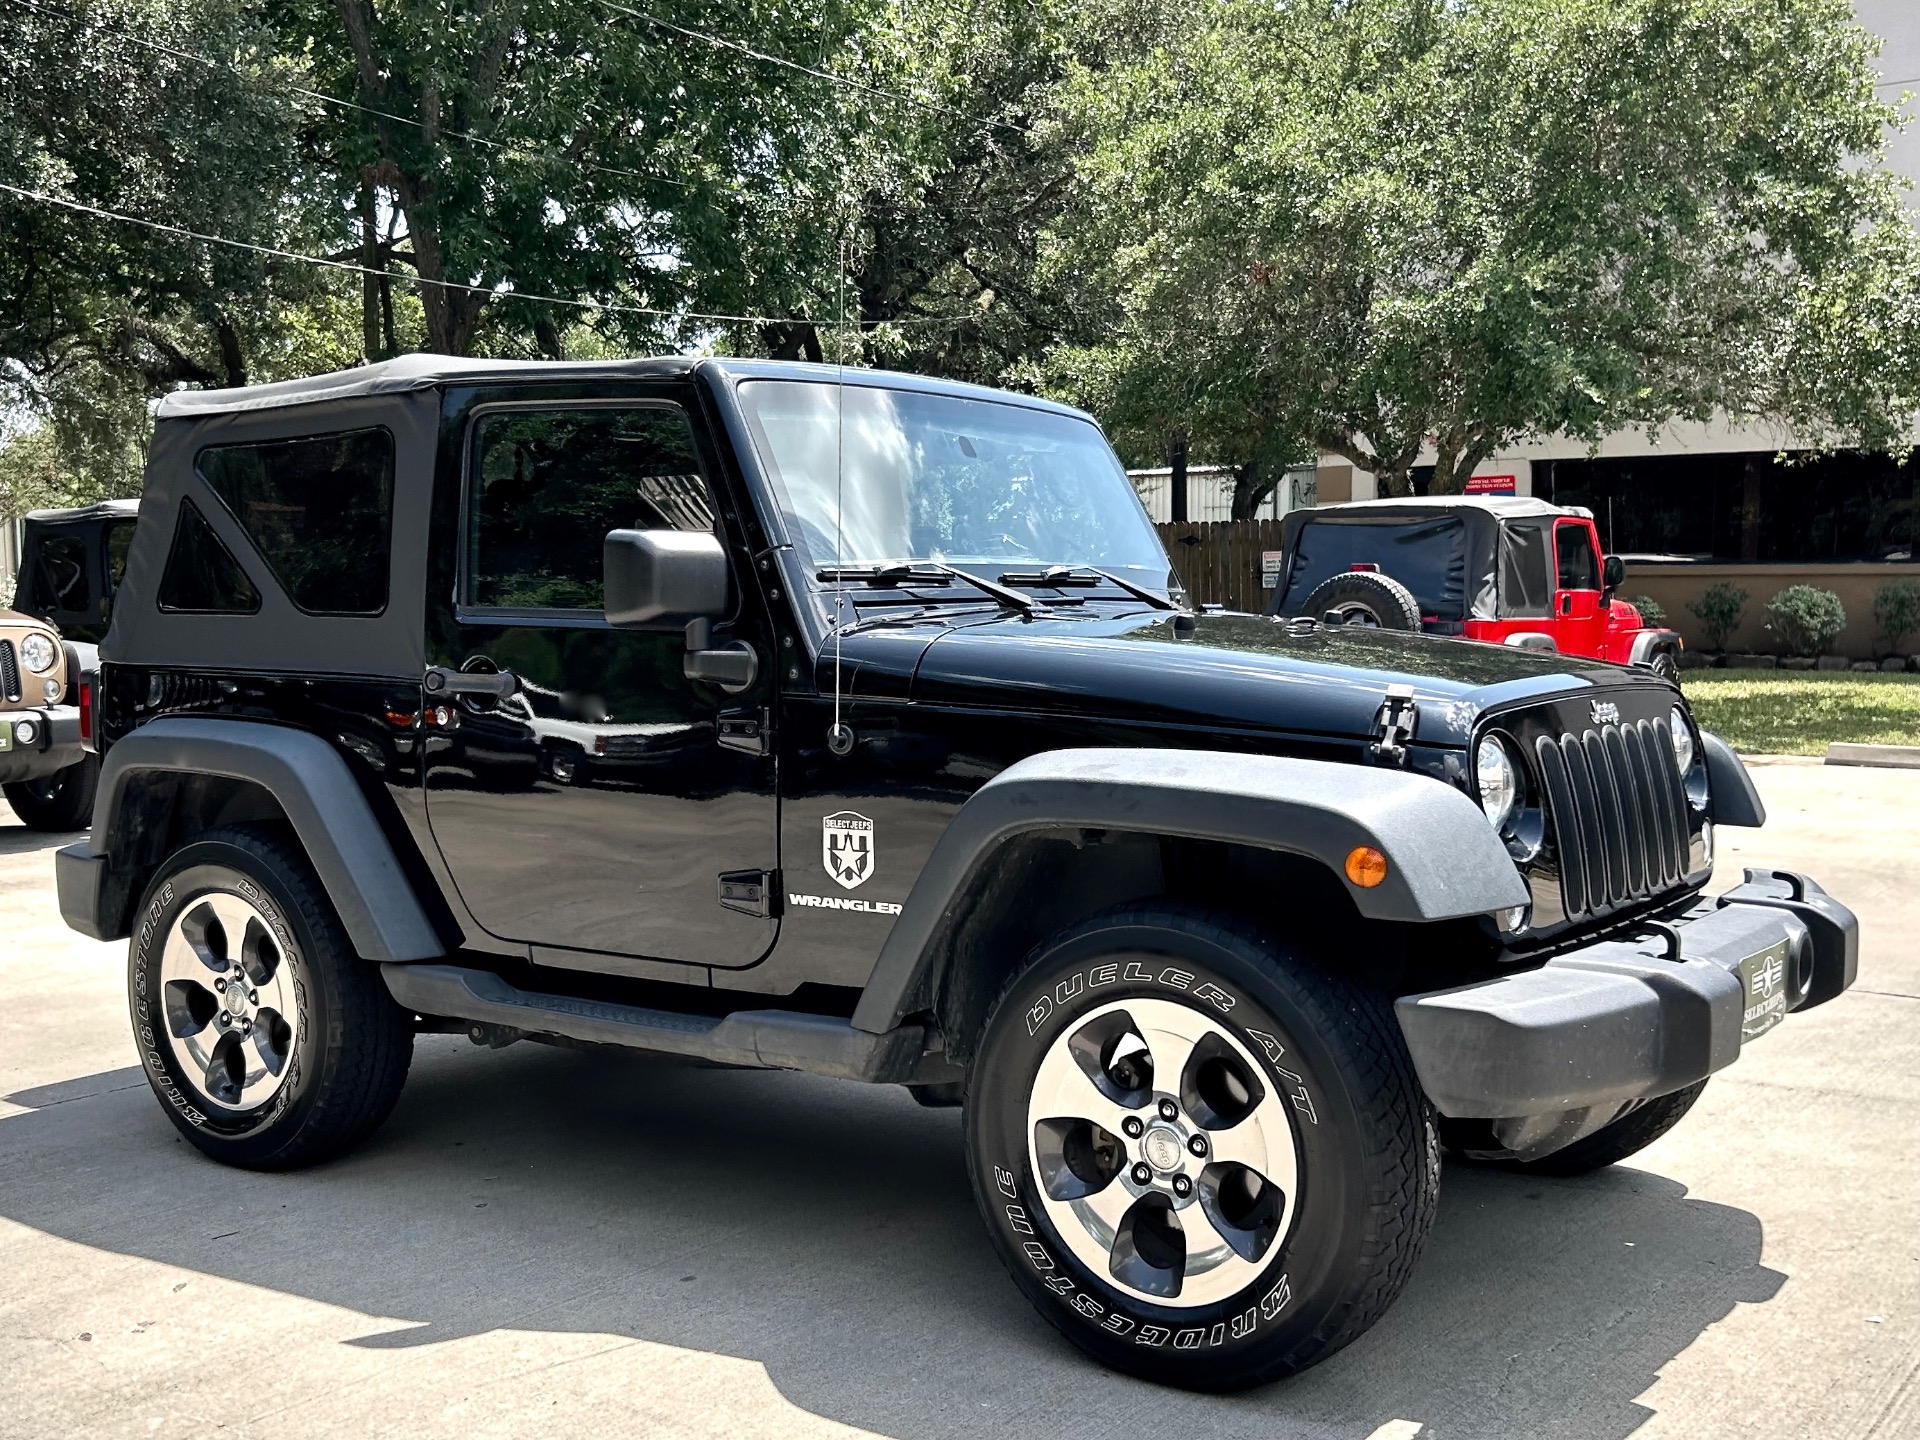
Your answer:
1344;846;1389;888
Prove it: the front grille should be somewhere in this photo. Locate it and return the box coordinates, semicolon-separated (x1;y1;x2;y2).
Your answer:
0;641;19;702
1535;720;1690;919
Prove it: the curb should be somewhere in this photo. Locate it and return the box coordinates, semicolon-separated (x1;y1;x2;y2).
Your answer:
1825;742;1920;769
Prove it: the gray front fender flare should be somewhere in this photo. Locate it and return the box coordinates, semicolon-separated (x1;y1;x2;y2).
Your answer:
69;716;443;962
851;747;1528;1034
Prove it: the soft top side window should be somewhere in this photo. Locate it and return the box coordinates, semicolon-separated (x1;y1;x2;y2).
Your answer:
464;405;716;612
195;427;394;616
31;534;90;615
1500;520;1552;617
157;498;261;614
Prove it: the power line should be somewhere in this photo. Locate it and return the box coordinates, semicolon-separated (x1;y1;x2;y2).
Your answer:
591;0;1028;138
0;181;816;328
0;180;983;335
3;0;695;190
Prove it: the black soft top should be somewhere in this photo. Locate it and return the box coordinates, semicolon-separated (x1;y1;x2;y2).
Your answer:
1272;497;1588;622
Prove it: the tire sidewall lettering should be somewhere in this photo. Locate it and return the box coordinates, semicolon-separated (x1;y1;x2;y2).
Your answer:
979;945;1330;1359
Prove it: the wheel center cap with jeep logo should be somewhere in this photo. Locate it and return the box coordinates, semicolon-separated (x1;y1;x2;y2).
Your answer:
225;981;250;1018
1142;1125;1184;1173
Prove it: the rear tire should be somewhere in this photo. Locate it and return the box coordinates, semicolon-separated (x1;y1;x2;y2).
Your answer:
964;904;1438;1390
1301;572;1422;632
127;826;414;1170
4;752;99;831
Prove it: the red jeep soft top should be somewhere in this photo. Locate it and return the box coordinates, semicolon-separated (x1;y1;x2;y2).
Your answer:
1266;496;1682;677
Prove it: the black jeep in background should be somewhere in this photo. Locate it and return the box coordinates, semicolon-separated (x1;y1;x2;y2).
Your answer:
55;356;1856;1390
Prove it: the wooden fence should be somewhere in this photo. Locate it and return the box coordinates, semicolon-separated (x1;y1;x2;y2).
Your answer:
1156;520;1289;613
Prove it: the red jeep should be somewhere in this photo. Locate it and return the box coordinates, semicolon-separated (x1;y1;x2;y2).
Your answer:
1266;497;1683;680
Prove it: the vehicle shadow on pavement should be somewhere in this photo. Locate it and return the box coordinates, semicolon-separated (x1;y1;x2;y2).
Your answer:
0;1036;1784;1440
0;822;78;857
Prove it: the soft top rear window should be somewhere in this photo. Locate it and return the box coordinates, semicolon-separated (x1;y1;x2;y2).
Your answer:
1280;516;1468;620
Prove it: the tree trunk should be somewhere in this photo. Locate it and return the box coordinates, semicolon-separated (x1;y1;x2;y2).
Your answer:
1231;460;1282;519
359;182;382;362
1169;435;1189;524
762;321;823;362
214;315;247;388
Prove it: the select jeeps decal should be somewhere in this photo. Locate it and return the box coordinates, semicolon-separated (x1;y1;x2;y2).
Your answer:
994;963;1319;1348
822;811;875;889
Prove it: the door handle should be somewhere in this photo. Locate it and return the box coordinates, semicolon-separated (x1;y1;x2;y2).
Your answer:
425;665;519;698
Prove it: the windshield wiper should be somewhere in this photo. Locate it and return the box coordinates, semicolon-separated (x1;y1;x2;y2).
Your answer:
997;565;1181;611
817;562;1050;615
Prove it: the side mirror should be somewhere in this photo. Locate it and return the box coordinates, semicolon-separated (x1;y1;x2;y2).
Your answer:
604;529;729;627
1602;553;1625;592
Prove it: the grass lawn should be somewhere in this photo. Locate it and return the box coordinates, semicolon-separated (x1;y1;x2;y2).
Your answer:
1682;671;1920;756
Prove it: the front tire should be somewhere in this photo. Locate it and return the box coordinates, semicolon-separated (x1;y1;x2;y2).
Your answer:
965;905;1438;1390
1497;1082;1707;1178
127;827;414;1170
4;752;99;831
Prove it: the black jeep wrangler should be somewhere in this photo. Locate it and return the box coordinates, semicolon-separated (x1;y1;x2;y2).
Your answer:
55;356;1857;1391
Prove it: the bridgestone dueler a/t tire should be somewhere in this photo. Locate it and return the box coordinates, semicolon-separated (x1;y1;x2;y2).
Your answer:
965;905;1439;1390
128;827;414;1170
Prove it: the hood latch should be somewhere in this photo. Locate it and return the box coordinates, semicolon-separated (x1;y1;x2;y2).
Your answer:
1370;684;1419;765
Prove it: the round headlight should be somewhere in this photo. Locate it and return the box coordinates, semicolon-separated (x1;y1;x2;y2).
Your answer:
1669;706;1695;775
1475;736;1521;832
18;632;56;674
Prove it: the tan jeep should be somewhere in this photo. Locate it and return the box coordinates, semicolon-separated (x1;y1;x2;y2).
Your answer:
0;608;93;829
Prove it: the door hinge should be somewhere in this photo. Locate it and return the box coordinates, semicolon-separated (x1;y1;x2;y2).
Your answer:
1369;683;1418;765
717;707;771;755
719;868;782;918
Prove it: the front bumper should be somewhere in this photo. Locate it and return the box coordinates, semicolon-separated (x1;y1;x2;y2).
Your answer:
0;704;85;782
1396;869;1857;1118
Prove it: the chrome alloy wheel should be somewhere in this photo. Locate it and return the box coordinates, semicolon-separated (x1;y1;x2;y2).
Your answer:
1025;997;1300;1308
157;890;300;1111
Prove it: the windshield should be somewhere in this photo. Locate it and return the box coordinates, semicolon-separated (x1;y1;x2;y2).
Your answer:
737;380;1170;585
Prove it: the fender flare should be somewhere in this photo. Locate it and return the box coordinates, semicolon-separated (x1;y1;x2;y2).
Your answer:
61;716;442;962
850;747;1529;1034
1701;731;1766;827
1628;628;1681;667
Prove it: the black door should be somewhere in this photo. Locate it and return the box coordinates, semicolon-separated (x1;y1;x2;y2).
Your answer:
422;395;778;971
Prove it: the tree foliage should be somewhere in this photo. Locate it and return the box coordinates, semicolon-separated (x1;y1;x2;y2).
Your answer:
1044;0;1920;507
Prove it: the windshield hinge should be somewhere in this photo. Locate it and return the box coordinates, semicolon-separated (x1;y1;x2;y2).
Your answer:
1369;684;1419;765
719;868;782;918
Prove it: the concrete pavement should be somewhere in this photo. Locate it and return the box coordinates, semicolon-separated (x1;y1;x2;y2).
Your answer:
1;758;1915;1439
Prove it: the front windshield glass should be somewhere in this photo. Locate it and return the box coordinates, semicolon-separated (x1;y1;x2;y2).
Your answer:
737;379;1170;584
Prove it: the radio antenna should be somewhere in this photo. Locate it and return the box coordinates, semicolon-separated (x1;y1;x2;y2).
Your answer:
826;228;855;757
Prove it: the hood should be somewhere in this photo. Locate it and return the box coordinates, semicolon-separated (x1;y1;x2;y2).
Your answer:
833;609;1674;750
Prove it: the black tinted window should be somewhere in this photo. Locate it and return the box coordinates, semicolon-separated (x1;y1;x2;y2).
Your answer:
157;499;261;614
1556;522;1599;590
106;521;135;595
1500;521;1552;616
32;534;89;613
196;428;393;615
466;406;714;610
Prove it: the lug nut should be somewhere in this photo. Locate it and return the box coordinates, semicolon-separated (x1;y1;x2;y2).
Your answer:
214;978;227;992
1158;1099;1178;1121
1172;1175;1193;1198
1189;1134;1209;1158
218;1012;231;1025
1131;1162;1152;1185
1122;1116;1144;1139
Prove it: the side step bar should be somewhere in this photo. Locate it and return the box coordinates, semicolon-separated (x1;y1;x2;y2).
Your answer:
381;964;946;1085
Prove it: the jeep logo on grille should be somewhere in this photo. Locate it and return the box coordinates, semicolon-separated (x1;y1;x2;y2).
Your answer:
1590;700;1621;726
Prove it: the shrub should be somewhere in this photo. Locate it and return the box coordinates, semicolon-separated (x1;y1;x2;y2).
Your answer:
1687;581;1748;651
1764;585;1846;657
1626;594;1667;625
1873;579;1920;654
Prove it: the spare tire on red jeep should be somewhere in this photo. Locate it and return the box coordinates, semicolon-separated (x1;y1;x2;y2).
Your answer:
1302;571;1422;631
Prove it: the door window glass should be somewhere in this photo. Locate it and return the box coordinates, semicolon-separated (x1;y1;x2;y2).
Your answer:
465;406;715;611
1500;521;1552;616
157;499;261;613
196;428;394;615
1555;522;1600;590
